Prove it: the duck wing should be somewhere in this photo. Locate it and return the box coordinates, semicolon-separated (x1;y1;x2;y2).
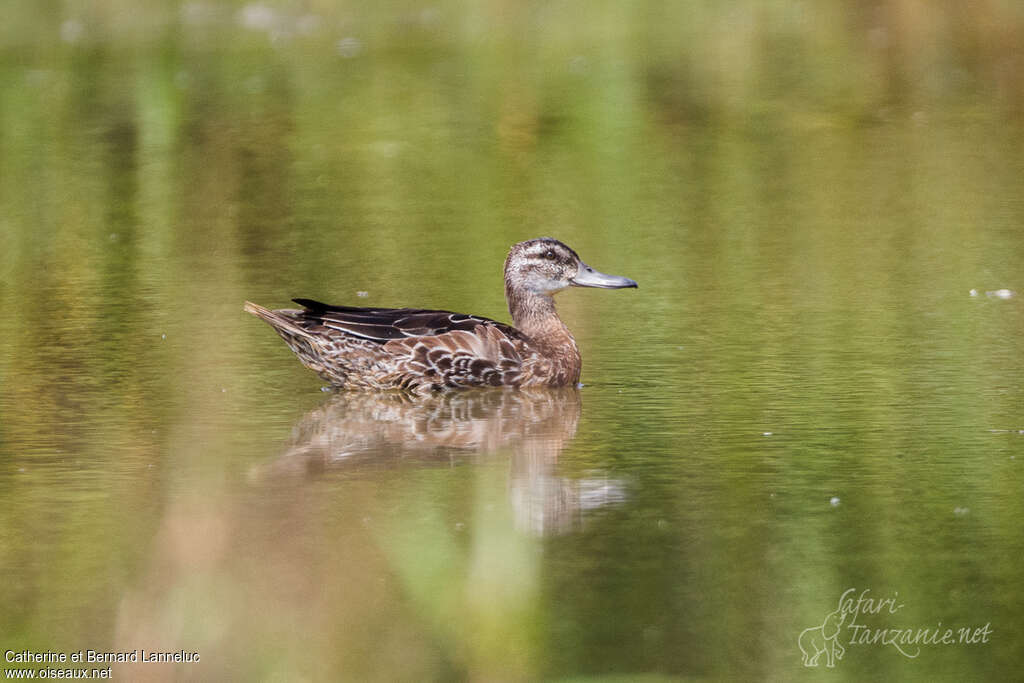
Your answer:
291;298;527;389
291;298;523;343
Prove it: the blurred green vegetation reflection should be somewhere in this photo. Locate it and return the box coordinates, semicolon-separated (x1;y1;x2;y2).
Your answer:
1;1;1023;681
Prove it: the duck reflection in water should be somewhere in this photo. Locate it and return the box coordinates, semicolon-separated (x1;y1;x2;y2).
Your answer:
112;389;626;680
254;387;626;535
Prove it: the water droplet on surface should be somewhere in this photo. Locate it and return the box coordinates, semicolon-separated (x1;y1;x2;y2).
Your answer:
829;497;841;506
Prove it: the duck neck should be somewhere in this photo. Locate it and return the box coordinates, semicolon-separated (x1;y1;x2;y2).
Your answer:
507;287;579;354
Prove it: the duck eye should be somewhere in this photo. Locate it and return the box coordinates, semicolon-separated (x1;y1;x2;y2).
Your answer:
544;250;556;260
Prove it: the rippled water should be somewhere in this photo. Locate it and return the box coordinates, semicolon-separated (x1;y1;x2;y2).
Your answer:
2;2;1023;681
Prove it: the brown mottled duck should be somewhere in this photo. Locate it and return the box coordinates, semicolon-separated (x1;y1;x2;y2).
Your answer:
245;237;637;394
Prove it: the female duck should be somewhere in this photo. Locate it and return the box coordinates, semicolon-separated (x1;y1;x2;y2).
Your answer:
245;237;637;394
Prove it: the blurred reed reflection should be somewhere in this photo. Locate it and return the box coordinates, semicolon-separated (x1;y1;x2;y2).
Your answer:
255;388;626;535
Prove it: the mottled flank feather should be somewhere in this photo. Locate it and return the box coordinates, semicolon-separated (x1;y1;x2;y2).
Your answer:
246;301;527;393
246;238;636;394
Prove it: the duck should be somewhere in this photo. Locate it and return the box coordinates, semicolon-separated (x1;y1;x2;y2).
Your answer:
244;237;637;394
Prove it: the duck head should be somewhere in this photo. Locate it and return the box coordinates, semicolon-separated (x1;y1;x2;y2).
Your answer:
503;237;638;296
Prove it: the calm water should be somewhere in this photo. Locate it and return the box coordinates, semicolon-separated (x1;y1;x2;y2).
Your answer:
2;2;1023;681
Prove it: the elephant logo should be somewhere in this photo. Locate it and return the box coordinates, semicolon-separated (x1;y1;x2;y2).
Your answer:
798;608;847;667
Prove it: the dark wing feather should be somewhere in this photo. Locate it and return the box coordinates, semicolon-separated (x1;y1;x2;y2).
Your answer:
291;298;523;344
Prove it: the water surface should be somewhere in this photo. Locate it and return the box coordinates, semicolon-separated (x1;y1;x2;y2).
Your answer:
2;2;1023;681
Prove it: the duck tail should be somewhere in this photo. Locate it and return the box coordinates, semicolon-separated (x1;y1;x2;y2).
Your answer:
244;301;316;340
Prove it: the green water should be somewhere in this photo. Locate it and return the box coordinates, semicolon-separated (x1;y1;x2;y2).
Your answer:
2;2;1023;681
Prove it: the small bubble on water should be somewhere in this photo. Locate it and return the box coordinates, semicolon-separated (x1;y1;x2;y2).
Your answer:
238;3;277;31
455;522;465;531
161;333;166;340
245;75;265;94
269;29;292;46
60;20;84;44
986;289;1014;299
568;55;589;73
337;36;363;58
181;2;217;26
954;506;970;516
829;496;841;507
356;291;369;298
969;289;979;297
373;140;401;158
762;431;773;436
419;8;441;27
